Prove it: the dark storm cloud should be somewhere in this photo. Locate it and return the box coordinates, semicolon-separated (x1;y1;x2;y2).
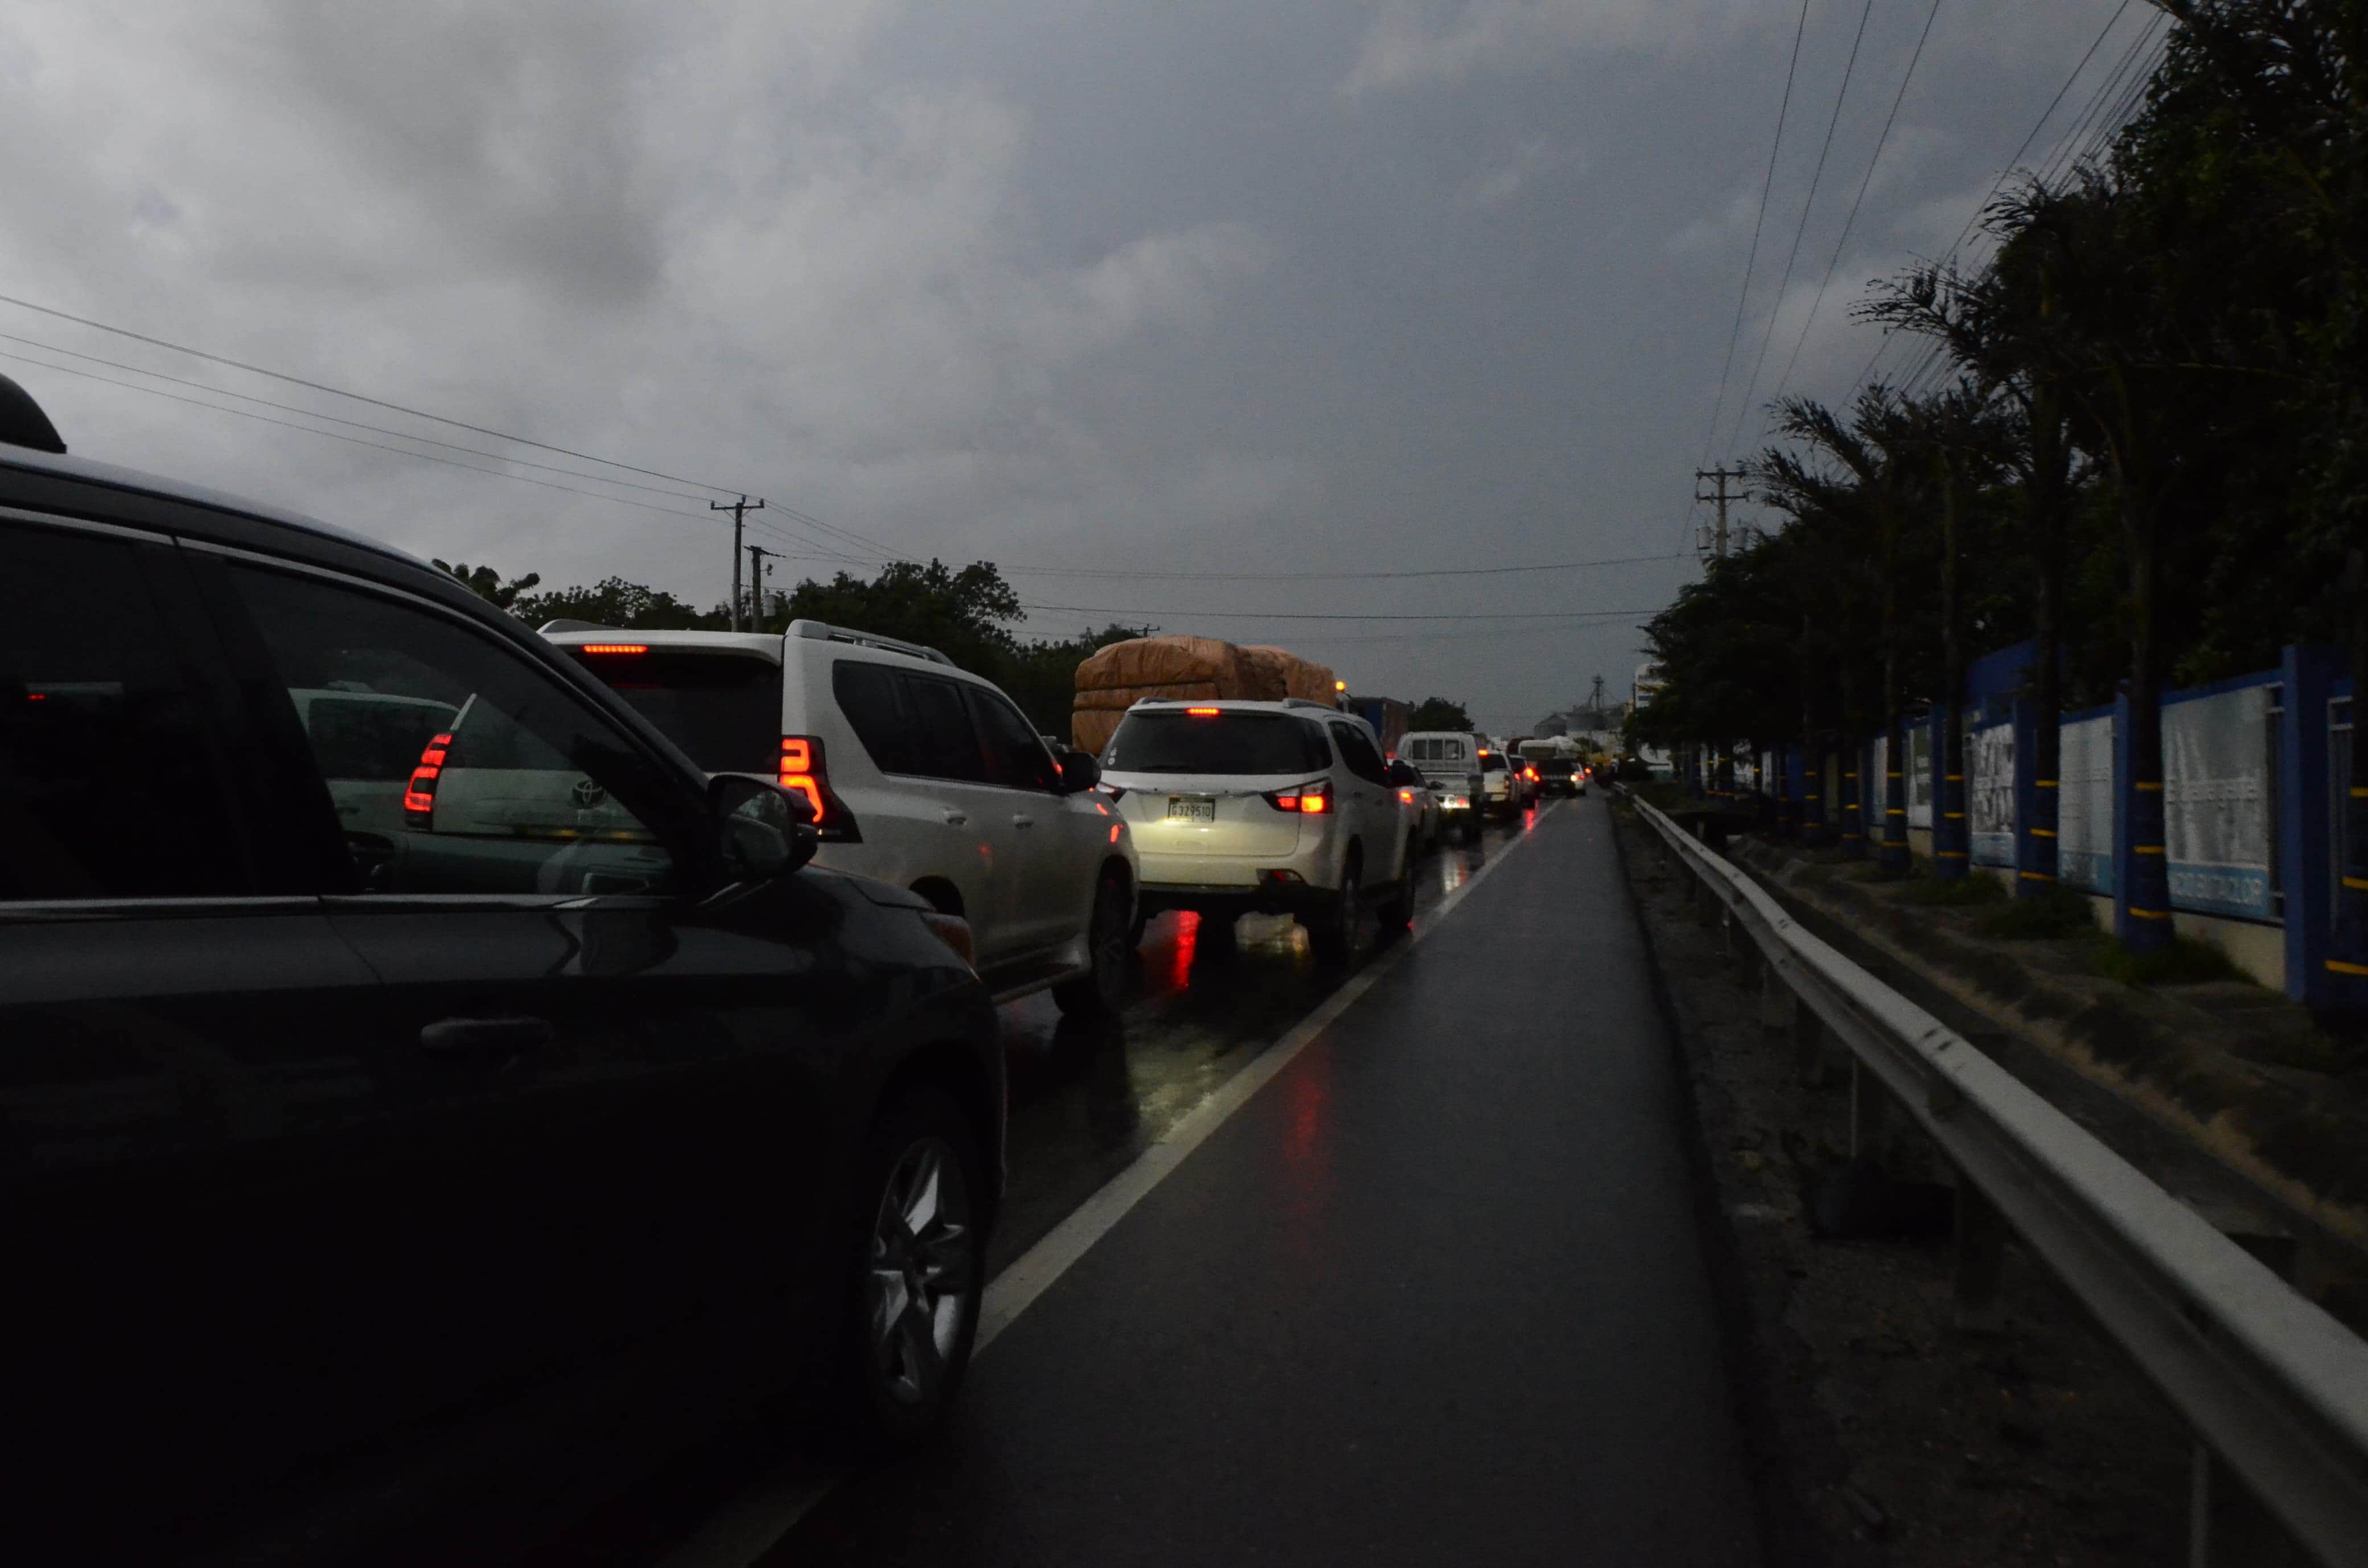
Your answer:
0;0;2129;731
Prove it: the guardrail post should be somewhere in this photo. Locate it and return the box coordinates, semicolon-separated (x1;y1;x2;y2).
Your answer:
1849;1058;1885;1160
1952;1183;2007;1334
2190;1443;2301;1567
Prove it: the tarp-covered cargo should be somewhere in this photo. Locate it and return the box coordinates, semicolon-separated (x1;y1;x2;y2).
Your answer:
1072;635;1337;752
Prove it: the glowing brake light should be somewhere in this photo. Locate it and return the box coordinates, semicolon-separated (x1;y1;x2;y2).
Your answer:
1399;789;1414;802
404;731;454;820
1263;779;1331;814
579;644;649;655
1186;706;1220;717
778;735;825;823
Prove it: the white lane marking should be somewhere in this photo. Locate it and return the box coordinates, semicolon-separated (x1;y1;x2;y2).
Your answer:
657;802;1561;1568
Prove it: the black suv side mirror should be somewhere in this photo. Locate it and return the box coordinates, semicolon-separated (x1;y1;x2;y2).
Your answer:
1055;748;1101;794
710;775;817;879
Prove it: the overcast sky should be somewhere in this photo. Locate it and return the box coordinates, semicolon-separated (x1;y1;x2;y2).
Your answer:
1;0;2145;732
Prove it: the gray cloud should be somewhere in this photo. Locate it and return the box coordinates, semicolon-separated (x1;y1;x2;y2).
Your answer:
0;0;2136;732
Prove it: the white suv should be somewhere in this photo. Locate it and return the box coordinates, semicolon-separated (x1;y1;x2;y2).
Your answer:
546;619;1139;1012
1097;698;1418;962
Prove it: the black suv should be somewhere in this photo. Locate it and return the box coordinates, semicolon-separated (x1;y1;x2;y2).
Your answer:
0;376;1002;1565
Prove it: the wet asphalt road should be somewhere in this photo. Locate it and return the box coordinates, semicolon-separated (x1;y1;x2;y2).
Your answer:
687;791;1761;1567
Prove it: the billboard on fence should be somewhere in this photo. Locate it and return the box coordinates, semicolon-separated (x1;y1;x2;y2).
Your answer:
1970;722;2015;866
2059;713;2115;894
2164;683;2274;920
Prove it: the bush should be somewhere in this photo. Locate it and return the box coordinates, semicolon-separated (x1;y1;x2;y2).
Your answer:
1980;886;2099;940
1896;869;2008;907
2088;933;2245;987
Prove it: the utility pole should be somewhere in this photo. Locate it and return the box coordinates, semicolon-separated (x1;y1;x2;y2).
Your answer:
711;495;765;630
746;544;772;631
1694;466;1745;560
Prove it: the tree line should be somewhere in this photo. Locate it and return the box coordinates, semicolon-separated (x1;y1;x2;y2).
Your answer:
1637;1;2365;953
436;554;1481;743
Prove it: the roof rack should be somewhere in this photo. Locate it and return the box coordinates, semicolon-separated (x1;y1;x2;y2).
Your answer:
0;372;66;454
789;618;954;668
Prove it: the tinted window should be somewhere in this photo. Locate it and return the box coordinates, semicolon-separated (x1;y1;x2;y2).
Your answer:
1481;753;1506;773
967;686;1060;791
0;522;248;899
566;648;781;773
1386;758;1421;786
1330;722;1388;784
830;660;990;782
1104;711;1331;775
299;692;457;781
230;567;681;896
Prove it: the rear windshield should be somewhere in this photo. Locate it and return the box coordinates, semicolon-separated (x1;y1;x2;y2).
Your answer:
1104;710;1331;775
564;648;781;773
1407;736;1467;764
1481;754;1506;772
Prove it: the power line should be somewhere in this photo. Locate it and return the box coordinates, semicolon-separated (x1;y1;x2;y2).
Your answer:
0;288;754;498
1726;0;1881;452
0;346;735;523
1844;0;2141;396
0;329;716;503
1016;603;1658;623
998;550;1691;583
1691;0;1816;522
1771;0;1947;405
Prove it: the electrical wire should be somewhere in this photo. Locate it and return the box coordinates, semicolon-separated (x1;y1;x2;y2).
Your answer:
1770;0;1947;406
0;345;739;524
1843;0;2142;397
0;289;755;498
1727;0;1882;453
1014;603;1659;623
0;329;719;503
997;550;1691;583
1687;0;1816;548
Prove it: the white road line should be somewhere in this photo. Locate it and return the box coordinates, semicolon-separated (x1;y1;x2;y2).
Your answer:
657;802;1562;1568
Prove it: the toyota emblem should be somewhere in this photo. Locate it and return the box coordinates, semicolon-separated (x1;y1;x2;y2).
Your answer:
571;779;607;809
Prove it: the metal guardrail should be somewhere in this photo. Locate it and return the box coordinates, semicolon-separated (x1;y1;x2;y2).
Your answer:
1619;789;2368;1568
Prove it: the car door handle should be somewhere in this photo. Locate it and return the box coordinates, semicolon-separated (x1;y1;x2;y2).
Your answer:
420;1016;554;1056
940;809;968;826
1012;814;1036;829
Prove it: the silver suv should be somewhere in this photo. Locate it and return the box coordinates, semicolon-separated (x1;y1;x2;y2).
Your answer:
1097;698;1419;962
548;619;1140;1012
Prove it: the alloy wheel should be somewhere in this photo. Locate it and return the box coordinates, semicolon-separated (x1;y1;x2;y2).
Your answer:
866;1136;976;1407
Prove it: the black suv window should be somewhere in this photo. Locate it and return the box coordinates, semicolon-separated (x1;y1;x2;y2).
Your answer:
565;647;782;773
1330;722;1388;784
966;686;1060;791
229;566;684;896
0;521;248;900
831;660;990;783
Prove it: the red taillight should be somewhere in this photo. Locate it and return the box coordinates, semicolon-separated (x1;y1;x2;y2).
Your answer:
1264;779;1331;814
778;735;825;823
1399;788;1413;802
404;731;454;820
1186;706;1220;717
579;643;649;655
779;735;860;841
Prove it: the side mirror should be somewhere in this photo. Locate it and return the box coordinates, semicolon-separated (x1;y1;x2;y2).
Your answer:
710;775;817;880
1055;748;1101;794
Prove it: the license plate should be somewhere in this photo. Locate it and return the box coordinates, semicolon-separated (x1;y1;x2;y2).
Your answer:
1166;796;1216;824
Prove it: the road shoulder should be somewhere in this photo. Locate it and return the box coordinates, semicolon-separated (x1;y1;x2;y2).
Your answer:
1610;798;2191;1567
